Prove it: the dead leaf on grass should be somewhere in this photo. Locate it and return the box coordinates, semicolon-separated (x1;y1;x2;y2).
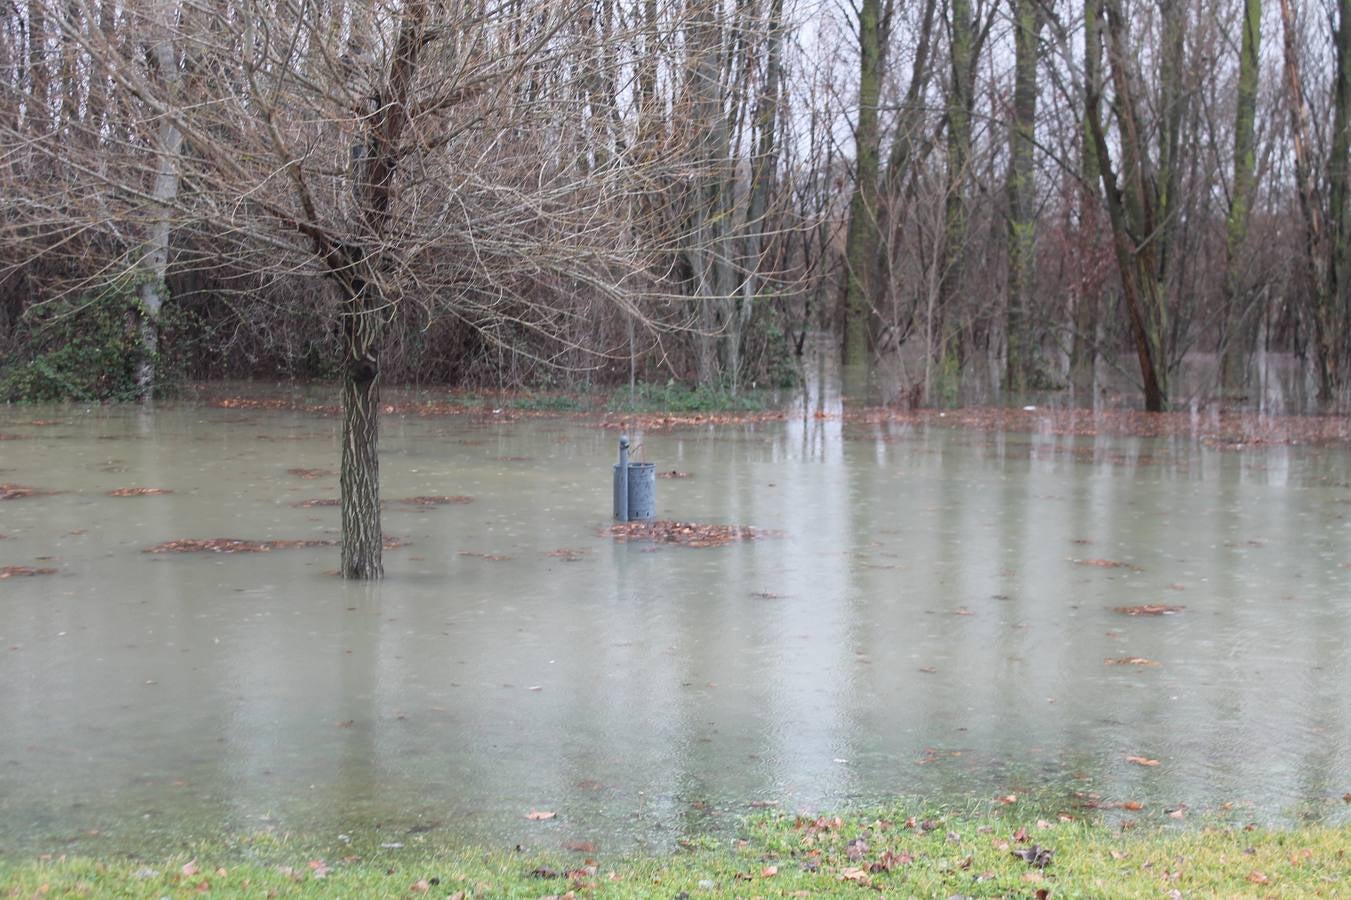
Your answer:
1125;755;1161;767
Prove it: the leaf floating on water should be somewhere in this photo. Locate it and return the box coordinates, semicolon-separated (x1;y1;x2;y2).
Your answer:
607;520;782;548
107;487;173;497
286;468;334;479
1074;558;1142;571
656;470;692;479
525;810;557;821
1104;657;1161;666
1113;605;1184;616
143;538;335;553
0;483;56;501
1126;755;1161;767
391;495;474;506
457;551;512;561
0;566;58;578
547;548;588;561
293;498;339;508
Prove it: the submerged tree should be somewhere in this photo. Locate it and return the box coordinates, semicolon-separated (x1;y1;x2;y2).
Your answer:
15;0;681;577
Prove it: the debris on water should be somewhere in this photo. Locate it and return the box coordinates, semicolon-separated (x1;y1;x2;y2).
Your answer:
0;566;58;578
1074;558;1143;571
0;483;56;500
1113;605;1184;616
107;487;173;497
656;470;692;479
286;468;334;479
144;538;335;553
392;495;473;506
606;520;781;548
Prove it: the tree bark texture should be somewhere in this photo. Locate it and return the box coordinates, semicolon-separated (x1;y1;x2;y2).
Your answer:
841;0;882;367
1219;0;1262;391
1004;0;1041;393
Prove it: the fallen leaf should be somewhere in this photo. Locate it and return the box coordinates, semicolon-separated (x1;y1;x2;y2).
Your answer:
107;487;173;497
606;519;782;548
761;865;778;878
564;841;596;854
409;878;429;892
0;566;58;578
1075;558;1140;570
526;810;557;821
144;537;334;554
1104;657;1160;666
1247;870;1268;884
181;860;199;877
846;838;868;861
838;867;871;886
869;850;912;872
1113;605;1183;616
286;468;334;479
1110;849;1128;860
1125;756;1160;767
998;794;1018;805
1012;845;1054;868
1120;801;1144;811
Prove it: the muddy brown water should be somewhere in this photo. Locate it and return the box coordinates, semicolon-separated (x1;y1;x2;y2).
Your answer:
1;389;1350;857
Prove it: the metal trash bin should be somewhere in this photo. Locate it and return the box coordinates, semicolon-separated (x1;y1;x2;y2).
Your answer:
613;436;656;521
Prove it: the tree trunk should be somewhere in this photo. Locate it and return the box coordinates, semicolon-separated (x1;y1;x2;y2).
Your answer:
1085;0;1167;410
1279;0;1334;396
841;0;882;367
1331;0;1351;393
1004;0;1041;393
136;0;186;399
1219;0;1262;393
939;0;976;361
340;289;383;579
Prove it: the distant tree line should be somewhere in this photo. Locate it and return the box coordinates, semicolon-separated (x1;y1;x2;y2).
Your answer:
2;0;1350;415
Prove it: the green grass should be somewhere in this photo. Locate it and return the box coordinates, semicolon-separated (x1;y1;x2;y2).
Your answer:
3;808;1347;897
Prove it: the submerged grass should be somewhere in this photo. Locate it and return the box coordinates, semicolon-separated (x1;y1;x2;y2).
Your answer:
3;807;1347;897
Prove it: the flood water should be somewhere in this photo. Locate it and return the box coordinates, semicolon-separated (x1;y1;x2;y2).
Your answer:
2;385;1350;859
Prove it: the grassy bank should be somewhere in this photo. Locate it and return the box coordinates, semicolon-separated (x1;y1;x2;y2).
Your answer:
3;808;1347;897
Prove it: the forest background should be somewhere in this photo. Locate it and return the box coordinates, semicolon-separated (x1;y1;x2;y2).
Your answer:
2;0;1350;414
